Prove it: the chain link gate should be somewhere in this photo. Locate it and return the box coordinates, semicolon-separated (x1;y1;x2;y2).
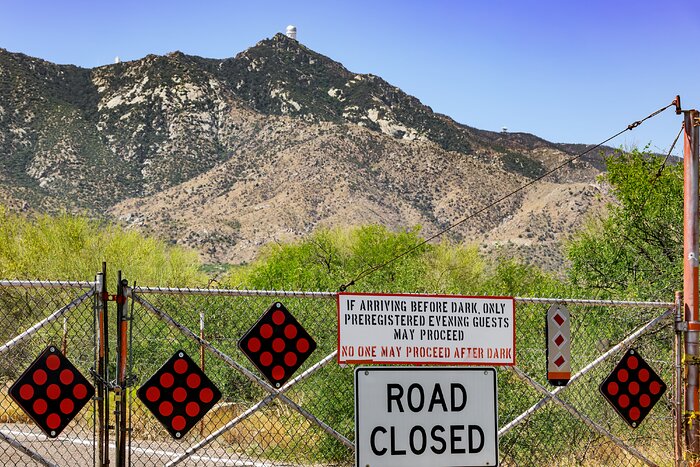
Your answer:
0;279;101;466
0;275;684;466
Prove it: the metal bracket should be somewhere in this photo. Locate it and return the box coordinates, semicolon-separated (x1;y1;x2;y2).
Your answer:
685;355;700;365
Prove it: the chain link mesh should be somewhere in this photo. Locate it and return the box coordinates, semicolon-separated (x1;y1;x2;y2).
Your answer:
0;281;680;466
0;281;98;467
500;301;675;467
126;289;350;466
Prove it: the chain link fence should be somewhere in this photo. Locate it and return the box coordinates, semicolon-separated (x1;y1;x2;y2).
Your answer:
0;279;680;466
499;298;677;467
0;280;99;467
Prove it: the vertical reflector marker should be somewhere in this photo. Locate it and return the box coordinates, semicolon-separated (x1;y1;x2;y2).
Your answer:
546;304;571;386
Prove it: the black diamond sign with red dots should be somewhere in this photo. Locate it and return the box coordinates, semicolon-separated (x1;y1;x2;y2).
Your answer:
137;350;221;439
9;345;95;438
239;302;316;388
599;348;666;428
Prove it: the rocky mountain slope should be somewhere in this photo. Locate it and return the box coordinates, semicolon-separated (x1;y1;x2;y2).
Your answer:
0;33;609;270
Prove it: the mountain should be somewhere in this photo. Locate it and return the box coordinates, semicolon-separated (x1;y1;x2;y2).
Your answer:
0;33;608;270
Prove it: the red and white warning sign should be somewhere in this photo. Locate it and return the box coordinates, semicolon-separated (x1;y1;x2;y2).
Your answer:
337;293;515;365
546;304;571;386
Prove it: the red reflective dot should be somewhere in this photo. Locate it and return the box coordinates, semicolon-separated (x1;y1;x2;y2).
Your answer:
650;381;662;395
46;384;61;400
272;310;285;325
73;384;88;400
607;381;619;396
640;394;651;408
146;386;160;402
260;324;273;339
160;372;174;388
284;324;297;339
59;369;74;386
173;387;187;403
284;352;297;367
33;369;48;386
628;381;640;395
186;373;201;389
46;355;60;371
19;384;34;400
173;359;188;374
46;413;61;430
296;338;310;353
60;398;74;415
629;406;641;421
172;415;186;431
627;355;638;370
272;365;285;381
618;394;630;408
617;369;629;383
272;338;285;353
260;352;273;367
159;401;173;417
186;401;200;417
33;399;48;415
638;369;650;382
247;337;261;353
200;388;214;404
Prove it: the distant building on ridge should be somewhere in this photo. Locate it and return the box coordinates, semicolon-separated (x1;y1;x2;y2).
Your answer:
286;25;297;40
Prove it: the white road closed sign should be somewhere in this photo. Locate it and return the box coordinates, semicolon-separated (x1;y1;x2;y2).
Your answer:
355;367;498;467
338;293;515;365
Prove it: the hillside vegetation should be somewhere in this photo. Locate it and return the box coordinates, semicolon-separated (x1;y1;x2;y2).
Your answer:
0;34;606;270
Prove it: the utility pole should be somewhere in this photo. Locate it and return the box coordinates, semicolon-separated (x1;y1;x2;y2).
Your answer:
683;101;700;462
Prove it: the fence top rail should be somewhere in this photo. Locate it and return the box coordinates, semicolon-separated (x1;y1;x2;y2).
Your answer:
0;279;97;289
131;286;675;308
131;286;337;299
515;296;675;308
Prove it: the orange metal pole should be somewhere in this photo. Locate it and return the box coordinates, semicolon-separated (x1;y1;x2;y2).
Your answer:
684;109;700;462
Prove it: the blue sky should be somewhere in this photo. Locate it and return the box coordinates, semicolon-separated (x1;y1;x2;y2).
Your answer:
2;0;697;155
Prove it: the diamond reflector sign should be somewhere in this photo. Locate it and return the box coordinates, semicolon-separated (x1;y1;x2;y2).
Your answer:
546;304;571;386
239;302;316;387
137;350;221;439
599;348;666;428
9;345;95;438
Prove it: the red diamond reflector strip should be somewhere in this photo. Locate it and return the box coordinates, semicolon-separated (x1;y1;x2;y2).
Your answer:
546;305;571;386
599;348;666;428
137;350;221;439
239;302;316;387
9;345;95;438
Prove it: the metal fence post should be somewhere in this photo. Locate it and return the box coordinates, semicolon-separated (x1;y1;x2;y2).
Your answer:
97;263;109;467
684;108;700;462
115;272;129;467
677;291;685;466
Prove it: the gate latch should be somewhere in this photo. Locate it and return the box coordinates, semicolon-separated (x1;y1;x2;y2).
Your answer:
101;292;126;304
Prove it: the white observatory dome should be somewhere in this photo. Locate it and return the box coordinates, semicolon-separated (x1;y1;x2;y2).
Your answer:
286;25;297;40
